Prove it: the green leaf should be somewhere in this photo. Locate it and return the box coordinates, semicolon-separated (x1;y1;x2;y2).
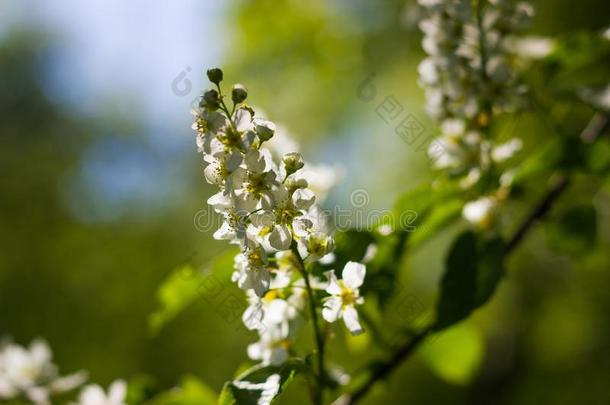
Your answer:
149;249;238;335
585;138;610;174
546;204;597;256
435;231;505;331
544;31;610;90
394;182;461;246
218;360;309;405
511;138;562;186
419;322;484;386
146;375;217;405
126;374;159;404
409;199;463;249
394;183;436;221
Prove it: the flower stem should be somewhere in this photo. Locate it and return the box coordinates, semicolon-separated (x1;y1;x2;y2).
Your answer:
291;243;325;405
215;83;237;128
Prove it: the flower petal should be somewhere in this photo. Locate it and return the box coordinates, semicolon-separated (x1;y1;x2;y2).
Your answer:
342;306;364;335
342;261;366;289
324;270;341;295
322;296;342;323
108;380;127;403
269;225;292;251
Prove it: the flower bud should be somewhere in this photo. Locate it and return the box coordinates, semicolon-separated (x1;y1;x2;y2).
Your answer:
254;119;275;142
206;68;223;85
232;84;248;104
200;89;220;111
285;177;308;193
462;196;496;230
282;152;304;175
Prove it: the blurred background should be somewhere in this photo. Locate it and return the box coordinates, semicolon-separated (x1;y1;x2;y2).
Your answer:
1;0;610;403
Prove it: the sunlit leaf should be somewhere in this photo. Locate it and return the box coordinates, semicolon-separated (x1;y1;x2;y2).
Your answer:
511;138;562;186
419;323;484;386
409;199;463;248
149;249;238;335
394;183;435;221
147;375;217;405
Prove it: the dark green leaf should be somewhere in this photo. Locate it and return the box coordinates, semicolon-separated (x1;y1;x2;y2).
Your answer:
546;204;597;256
435;231;505;331
586;138;610;174
331;229;375;271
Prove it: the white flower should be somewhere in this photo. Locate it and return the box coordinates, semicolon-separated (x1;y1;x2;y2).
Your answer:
429;134;465;170
506;36;554;59
418;0;531;196
243;293;298;332
291;188;315;210
492;138;523;162
73;380;127;405
254;118;276;142
418;58;439;85
203;150;243;186
210;191;258;245
322;262;366;335
441;118;466;138
247;325;290;366
268;224;292;251
297;232;335;262
459;167;482;189
296;164;344;203
0;339;86;404
195;71;341;363
462;196;497;229
233;244;271;296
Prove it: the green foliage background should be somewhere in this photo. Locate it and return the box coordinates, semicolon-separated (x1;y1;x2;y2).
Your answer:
1;0;610;403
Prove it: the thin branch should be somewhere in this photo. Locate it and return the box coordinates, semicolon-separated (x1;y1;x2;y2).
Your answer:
505;174;569;254
333;327;432;405
291;243;325;405
506;112;608;254
335;111;609;405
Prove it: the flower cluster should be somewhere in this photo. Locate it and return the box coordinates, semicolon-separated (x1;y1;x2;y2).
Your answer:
0;339;86;404
418;0;534;229
0;338;128;405
193;68;367;365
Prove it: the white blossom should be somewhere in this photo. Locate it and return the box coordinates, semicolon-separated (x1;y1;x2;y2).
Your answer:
419;0;532;228
322;262;366;335
462;196;497;229
0;339;86;405
193;69;350;366
73;380;127;405
247;325;290;366
506;36;554;59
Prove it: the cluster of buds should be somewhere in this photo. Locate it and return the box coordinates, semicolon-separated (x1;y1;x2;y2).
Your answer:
418;0;533;229
193;68;367;365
